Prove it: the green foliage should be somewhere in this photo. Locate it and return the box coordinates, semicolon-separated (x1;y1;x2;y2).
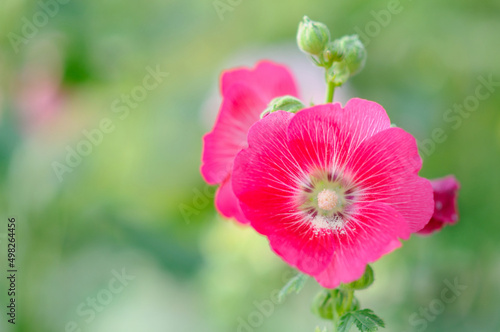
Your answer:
312;287;362;321
338;309;385;332
278;272;309;303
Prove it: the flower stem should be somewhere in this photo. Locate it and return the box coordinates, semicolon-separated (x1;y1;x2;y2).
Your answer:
331;289;339;332
325;81;335;103
345;289;354;311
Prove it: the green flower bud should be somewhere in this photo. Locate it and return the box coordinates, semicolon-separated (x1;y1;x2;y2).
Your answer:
344;265;374;290
297;16;330;56
326;61;350;87
334;35;367;75
323;40;343;66
311;289;334;320
260;95;305;118
312;288;362;320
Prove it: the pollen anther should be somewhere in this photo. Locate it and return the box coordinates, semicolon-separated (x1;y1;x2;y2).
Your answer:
317;189;339;211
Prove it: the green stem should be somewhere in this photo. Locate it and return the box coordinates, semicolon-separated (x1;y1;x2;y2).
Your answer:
345;289;354;312
331;289;339;332
325;81;335;103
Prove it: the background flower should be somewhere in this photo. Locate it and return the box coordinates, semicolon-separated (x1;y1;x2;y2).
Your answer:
201;61;299;223
418;175;460;235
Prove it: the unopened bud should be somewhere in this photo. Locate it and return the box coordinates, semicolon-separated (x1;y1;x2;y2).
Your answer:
344;265;374;290
260;95;305;118
332;35;367;75
323;40;343;66
311;289;334;320
297;16;330;56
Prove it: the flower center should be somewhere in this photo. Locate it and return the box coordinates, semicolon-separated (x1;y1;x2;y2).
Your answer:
317;189;339;211
296;169;360;234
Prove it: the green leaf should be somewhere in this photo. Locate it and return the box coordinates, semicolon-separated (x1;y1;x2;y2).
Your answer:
278;272;309;303
338;309;385;332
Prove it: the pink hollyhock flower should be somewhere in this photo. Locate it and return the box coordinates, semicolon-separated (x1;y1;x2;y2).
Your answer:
418;176;460;235
201;61;299;224
232;99;434;288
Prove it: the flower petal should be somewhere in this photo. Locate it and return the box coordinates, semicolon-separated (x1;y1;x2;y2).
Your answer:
201;84;266;184
429;175;460;223
201;61;299;185
285;99;392;172
346;127;434;232
215;177;250;224
221;61;299;100
233;111;335;274
232;101;434;284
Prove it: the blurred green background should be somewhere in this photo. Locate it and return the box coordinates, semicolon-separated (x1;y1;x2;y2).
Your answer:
0;0;499;331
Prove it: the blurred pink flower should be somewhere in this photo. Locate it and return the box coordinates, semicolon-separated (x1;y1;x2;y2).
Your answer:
418;175;460;235
15;65;65;133
201;61;299;224
231;100;434;288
